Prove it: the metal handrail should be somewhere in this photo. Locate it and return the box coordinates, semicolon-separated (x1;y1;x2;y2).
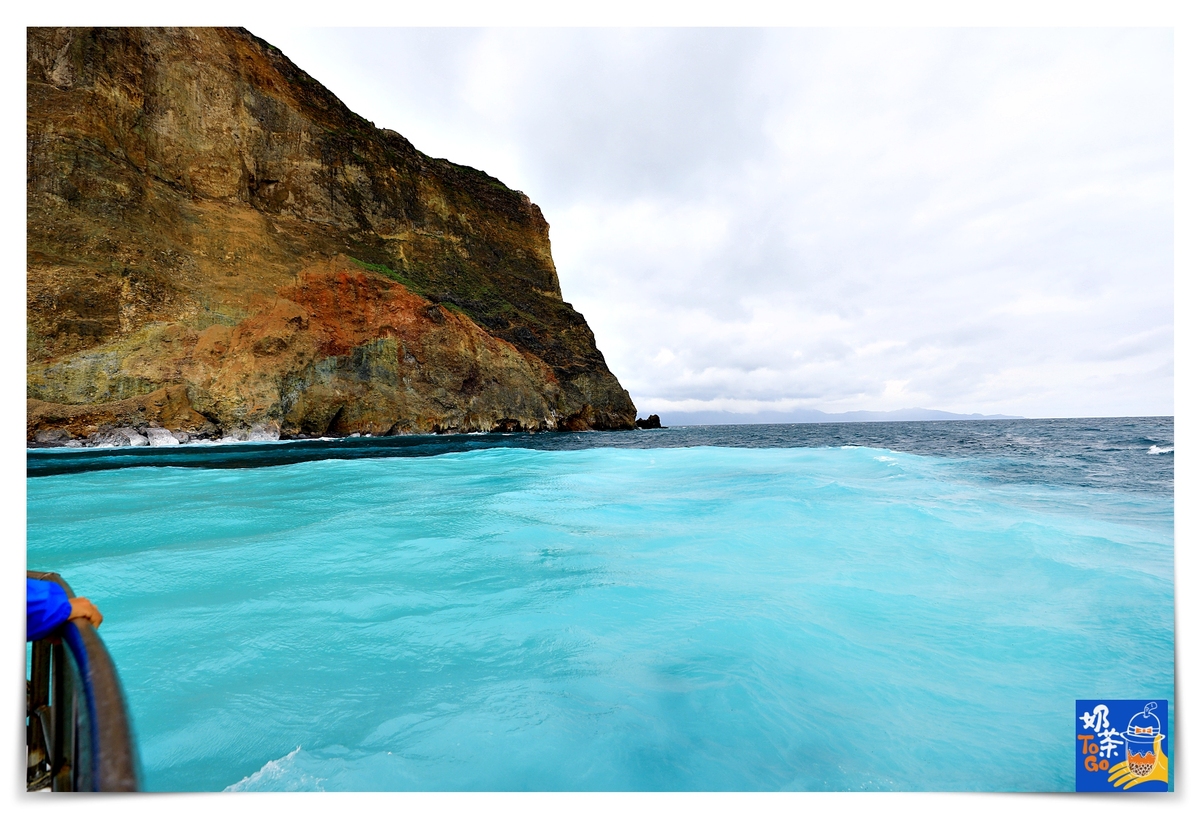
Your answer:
26;571;140;791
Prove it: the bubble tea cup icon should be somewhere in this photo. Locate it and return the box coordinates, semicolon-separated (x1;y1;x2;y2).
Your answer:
1123;703;1161;777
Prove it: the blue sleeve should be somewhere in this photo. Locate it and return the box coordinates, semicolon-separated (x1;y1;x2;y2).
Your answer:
27;579;72;641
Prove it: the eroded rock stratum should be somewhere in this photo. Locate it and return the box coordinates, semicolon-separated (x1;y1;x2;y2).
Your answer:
28;27;636;443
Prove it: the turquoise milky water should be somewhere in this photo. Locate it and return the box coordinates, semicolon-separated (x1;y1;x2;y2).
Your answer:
26;420;1174;791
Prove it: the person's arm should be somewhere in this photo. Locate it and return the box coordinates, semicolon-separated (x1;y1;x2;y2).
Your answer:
27;578;71;641
27;579;104;641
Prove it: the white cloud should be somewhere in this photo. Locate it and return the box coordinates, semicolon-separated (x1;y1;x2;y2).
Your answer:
252;26;1173;418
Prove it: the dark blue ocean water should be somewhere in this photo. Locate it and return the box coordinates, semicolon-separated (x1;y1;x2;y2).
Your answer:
26;418;1174;791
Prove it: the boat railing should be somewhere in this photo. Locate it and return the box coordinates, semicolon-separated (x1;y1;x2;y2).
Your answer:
26;571;140;792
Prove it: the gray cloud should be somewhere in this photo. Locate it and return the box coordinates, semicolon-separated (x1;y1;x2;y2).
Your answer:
255;26;1173;418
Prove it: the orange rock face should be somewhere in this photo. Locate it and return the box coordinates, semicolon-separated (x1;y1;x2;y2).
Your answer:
181;256;566;436
27;27;636;443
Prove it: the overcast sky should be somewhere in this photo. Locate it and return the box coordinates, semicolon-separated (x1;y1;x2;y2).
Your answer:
252;26;1173;418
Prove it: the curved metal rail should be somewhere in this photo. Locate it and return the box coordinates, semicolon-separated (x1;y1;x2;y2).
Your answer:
26;571;140;791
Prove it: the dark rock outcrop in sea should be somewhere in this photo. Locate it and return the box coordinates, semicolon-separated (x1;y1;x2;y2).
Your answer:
635;414;662;429
27;27;637;444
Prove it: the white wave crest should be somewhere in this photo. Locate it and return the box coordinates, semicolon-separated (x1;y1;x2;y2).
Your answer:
1148;445;1174;454
225;746;324;792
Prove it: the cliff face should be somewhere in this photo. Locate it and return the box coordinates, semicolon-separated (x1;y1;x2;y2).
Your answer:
27;27;636;442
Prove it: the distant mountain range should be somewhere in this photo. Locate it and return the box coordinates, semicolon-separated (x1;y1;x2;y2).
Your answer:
653;408;1023;427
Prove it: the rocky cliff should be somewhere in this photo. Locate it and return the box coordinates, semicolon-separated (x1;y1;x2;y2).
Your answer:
27;27;637;444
